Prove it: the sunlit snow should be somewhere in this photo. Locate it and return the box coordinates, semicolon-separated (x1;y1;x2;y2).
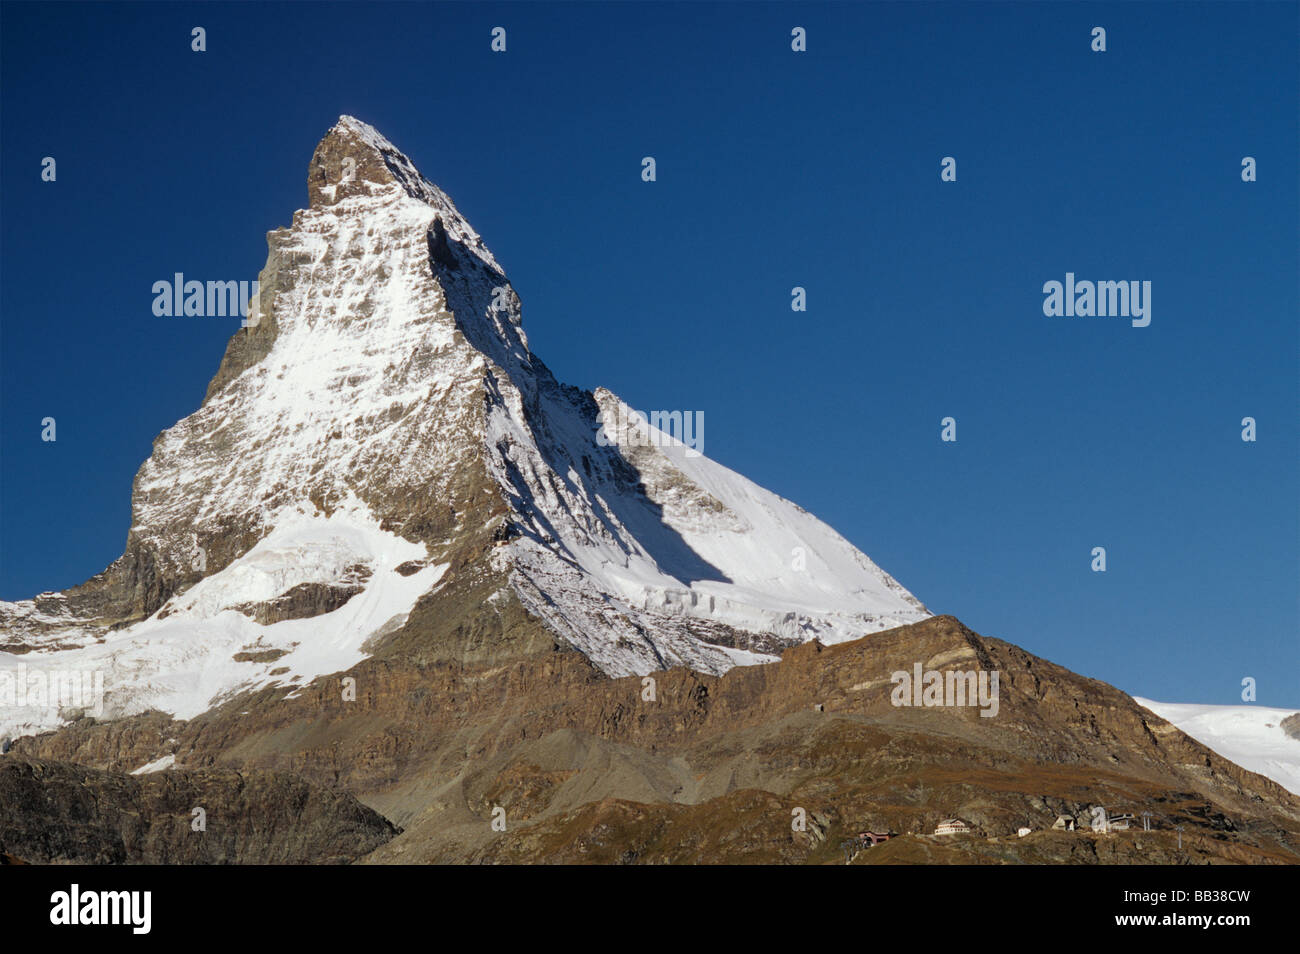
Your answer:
1135;698;1300;796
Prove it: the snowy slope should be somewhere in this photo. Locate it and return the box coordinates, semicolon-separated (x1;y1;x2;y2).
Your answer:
0;116;930;739
0;499;445;740
1135;698;1300;796
484;382;928;675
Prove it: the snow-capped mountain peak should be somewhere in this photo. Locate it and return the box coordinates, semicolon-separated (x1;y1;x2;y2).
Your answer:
0;118;930;740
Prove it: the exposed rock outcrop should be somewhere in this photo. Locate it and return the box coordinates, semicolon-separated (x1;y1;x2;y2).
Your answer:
0;756;398;864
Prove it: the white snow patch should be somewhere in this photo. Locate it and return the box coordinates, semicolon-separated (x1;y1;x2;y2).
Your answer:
0;498;445;740
1135;698;1300;796
130;754;175;775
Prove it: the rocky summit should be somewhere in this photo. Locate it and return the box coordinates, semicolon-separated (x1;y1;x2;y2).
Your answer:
1;118;1297;865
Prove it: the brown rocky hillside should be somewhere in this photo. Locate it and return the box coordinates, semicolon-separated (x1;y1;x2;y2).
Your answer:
10;615;1298;864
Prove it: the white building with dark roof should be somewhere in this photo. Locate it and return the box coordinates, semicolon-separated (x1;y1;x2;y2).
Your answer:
934;818;971;835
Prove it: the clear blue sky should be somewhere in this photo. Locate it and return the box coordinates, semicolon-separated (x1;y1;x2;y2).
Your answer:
2;2;1296;706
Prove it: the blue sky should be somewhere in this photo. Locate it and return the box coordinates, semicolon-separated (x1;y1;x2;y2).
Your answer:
2;2;1296;706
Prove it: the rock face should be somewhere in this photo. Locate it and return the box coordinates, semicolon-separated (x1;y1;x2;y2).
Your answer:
1284;714;1300;741
0;757;398;864
0;116;929;742
11;616;1300;865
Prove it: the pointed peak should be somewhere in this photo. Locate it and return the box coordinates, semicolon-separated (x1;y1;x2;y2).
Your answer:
308;115;435;210
330;116;405;157
300;116;505;280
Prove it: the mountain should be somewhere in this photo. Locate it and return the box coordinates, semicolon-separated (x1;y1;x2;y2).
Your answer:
2;118;1298;866
0;116;928;742
8;614;1300;865
1135;699;1300;797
